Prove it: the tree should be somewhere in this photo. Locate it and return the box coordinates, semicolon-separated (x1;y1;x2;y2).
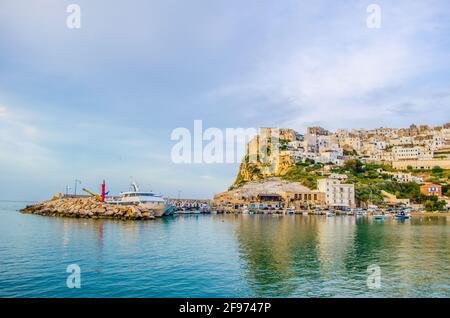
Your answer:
436;200;447;211
424;199;447;212
424;200;435;212
445;188;450;197
344;159;364;174
431;166;444;176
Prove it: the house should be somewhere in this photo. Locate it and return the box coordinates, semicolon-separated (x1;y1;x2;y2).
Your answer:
386;172;423;183
420;183;442;197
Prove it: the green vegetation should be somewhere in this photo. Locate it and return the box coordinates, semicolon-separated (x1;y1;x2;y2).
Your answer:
282;164;321;189
355;185;384;205
279;138;290;151
330;159;449;206
422;196;447;212
232;154;449;210
431;166;444;177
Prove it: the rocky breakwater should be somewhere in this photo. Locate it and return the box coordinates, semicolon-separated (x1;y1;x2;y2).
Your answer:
20;193;156;220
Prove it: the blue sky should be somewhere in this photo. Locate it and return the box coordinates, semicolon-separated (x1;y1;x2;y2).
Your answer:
0;0;449;200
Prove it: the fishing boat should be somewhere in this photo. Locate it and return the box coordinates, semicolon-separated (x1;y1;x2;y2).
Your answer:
395;211;411;219
108;182;173;217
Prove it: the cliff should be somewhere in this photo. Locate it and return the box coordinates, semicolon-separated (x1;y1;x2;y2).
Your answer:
231;128;299;189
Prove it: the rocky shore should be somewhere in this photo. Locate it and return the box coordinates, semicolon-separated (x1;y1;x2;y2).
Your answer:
20;193;156;220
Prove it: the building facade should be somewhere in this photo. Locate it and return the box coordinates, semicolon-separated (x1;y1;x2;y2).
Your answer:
420;183;443;197
317;179;356;208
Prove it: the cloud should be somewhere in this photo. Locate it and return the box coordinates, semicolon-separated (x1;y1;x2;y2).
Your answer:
211;0;450;131
0;106;7;118
0;106;56;169
1;0;449;200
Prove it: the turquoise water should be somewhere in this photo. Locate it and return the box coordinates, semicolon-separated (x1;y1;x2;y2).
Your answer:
0;201;449;298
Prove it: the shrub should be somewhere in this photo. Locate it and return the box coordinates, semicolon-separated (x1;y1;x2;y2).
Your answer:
431;166;444;176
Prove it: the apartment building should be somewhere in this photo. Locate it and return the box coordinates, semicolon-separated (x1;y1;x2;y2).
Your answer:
392;146;433;161
317;178;356;208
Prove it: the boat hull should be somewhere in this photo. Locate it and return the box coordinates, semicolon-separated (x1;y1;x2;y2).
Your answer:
134;202;166;217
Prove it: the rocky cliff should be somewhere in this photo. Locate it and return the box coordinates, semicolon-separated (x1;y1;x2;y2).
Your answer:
231;128;299;189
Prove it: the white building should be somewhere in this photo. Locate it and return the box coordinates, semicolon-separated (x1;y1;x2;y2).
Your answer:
329;173;349;181
392;146;433;161
317;178;355;208
387;172;423;183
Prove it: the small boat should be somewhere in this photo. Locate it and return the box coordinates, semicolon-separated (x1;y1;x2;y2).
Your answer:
326;212;335;217
395;212;411;219
373;214;387;220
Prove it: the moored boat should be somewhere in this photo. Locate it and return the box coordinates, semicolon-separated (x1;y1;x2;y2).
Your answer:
107;182;170;217
395;211;411;219
286;207;295;214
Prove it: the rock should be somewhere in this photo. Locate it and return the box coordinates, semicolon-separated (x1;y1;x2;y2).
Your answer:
51;192;63;201
19;197;157;221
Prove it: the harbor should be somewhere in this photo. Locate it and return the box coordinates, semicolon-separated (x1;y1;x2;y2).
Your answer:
20;184;449;220
2;200;449;298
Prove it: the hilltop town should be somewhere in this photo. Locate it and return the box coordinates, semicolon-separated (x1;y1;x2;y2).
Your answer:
214;123;450;212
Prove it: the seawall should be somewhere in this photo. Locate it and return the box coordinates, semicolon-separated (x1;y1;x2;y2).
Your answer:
19;194;156;220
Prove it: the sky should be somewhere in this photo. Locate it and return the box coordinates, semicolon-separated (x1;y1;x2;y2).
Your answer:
0;0;449;201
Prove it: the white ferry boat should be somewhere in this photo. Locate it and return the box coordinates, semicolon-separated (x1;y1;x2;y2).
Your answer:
108;182;174;217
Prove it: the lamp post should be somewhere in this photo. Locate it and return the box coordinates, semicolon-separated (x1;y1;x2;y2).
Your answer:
74;179;81;196
65;185;71;197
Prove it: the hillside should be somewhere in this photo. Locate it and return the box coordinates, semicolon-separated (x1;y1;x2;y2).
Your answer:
226;126;450;210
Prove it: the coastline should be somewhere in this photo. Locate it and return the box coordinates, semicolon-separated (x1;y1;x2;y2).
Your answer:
411;212;450;216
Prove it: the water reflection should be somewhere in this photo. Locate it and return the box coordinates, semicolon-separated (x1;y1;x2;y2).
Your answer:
1;202;448;297
235;215;450;297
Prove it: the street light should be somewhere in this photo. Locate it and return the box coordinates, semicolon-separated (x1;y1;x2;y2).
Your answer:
65;185;71;197
74;179;81;196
